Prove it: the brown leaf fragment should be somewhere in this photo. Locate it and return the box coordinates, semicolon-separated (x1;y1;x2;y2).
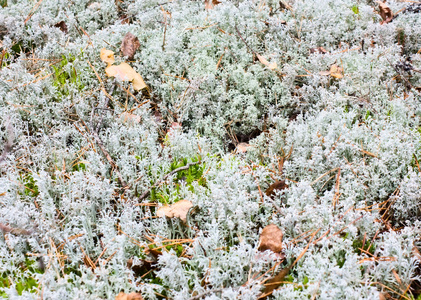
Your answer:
258;224;283;254
236;142;251;153
119;15;131;25
379;293;386;300
127;258;157;277
121;32;140;60
265;180;287;197
205;0;221;10
157;200;193;223
376;1;393;24
257;54;278;70
309;46;328;54
54;21;68;33
115;292;143;300
0;223;31;236
320;64;343;78
263;266;290;295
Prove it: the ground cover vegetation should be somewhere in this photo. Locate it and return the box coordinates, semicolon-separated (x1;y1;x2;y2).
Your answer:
0;0;421;299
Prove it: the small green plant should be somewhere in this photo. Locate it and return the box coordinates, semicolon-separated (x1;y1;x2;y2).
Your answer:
72;162;86;172
150;156;206;203
52;54;84;98
19;173;39;198
352;239;376;255
0;259;42;297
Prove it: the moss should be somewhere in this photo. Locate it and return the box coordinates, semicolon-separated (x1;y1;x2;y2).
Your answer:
0;259;43;297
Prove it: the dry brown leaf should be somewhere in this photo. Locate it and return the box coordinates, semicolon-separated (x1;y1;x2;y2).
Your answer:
263;266;290;295
157;200;193;223
236;142;251;153
258;224;283;254
100;48;115;66
115;292;143;300
320;64;343;78
265;180;287;197
205;0;221;10
376;1;393;24
257;54;278;70
330;64;344;79
121;32;140;60
54;21;68;33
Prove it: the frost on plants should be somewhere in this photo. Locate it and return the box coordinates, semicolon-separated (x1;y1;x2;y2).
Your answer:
0;0;421;299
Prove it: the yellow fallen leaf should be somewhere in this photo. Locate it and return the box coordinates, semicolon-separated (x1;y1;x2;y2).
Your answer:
105;63;148;91
100;48;148;91
330;64;343;79
257;54;278;70
105;63;135;81
157;200;193;223
319;64;343;79
132;72;147;91
100;48;115;65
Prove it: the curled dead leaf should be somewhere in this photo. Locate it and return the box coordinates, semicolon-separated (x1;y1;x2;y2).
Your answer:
115;292;143;300
376;1;393;24
265;180;287;197
257;54;278;70
100;48;115;66
54;21;68;33
157;200;193;223
258;224;283;254
121;32;140;60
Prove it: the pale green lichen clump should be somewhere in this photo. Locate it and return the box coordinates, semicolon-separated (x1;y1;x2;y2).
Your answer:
0;0;421;299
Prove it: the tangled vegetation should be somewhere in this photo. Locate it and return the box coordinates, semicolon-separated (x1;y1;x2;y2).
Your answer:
0;0;421;299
